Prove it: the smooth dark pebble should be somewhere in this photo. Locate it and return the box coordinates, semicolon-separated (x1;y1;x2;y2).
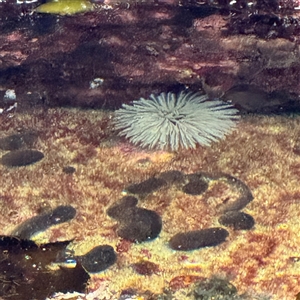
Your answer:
49;205;77;225
11;205;76;239
126;177;167;195
1;149;44;167
117;207;162;242
158;170;185;184
106;196;138;219
78;245;117;273
0;132;37;151
182;174;209;195
169;228;229;251
62;166;76;174
218;211;255;230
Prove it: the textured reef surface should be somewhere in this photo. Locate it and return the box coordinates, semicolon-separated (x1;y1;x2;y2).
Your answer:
0;108;300;299
0;0;300;112
1;1;300;299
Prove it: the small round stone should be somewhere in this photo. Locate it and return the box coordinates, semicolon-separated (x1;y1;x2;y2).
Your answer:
62;166;76;174
49;205;77;225
169;228;229;251
78;245;117;273
218;211;255;230
1;150;44;167
106;196;138;219
117;207;162;243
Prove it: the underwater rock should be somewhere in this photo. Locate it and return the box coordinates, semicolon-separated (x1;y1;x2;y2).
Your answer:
218;211;255;230
0;132;37;151
0;236;89;300
108;196;162;242
107;196;139;219
182;174;209;195
125;177;167;195
62;166;76;174
1;149;44;167
1;0;300;110
11;205;76;240
169;228;229;251
117;207;162;243
78;245;117;273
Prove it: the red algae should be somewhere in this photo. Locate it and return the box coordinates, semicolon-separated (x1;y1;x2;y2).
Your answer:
1;109;300;299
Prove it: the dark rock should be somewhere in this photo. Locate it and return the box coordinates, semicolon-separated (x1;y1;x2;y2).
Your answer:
117;207;162;243
49;205;77;225
0;132;37;151
11;205;76;240
106;196;139;219
0;1;300;111
62;166;76;174
126;177;167;195
1;149;44;167
182;174;209;195
218;211;255;230
78;245;117;273
107;196;162;243
169;228;229;251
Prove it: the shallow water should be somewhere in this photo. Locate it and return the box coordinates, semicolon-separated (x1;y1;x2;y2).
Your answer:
1;1;300;299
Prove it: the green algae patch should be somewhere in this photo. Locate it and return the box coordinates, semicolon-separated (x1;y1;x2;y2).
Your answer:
35;0;94;15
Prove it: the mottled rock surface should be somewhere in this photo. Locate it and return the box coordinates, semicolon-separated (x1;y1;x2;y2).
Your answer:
0;0;299;112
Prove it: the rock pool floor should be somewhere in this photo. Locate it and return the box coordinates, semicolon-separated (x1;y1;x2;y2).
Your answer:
0;108;300;299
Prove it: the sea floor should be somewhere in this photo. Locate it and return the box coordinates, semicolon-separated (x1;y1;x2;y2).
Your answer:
1;108;300;300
